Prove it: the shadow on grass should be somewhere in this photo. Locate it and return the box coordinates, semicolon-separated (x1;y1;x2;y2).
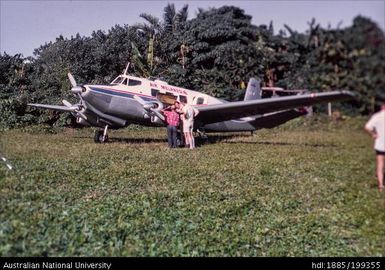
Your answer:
109;137;167;144
73;136;166;144
205;134;338;148
75;134;337;148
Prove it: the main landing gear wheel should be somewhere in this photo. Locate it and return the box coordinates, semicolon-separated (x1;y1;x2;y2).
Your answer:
94;125;109;143
94;130;108;143
196;128;209;146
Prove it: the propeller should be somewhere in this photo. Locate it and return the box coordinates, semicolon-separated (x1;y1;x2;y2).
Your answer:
67;72;87;105
62;99;77;110
68;73;77;87
62;99;87;120
63;73;88;122
133;95;165;121
68;73;86;95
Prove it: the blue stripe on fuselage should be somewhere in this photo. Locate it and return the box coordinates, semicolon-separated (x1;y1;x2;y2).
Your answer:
89;87;156;102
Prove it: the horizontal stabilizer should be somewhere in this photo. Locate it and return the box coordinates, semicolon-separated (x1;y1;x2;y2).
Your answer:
250;109;307;129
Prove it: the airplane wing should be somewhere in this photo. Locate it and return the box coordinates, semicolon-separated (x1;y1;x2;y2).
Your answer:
28;102;127;127
195;90;355;124
28;103;76;112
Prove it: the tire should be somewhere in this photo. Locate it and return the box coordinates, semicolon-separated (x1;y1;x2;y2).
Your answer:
94;130;108;143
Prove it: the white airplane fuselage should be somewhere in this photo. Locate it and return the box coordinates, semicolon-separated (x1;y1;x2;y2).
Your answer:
28;71;354;143
78;74;255;131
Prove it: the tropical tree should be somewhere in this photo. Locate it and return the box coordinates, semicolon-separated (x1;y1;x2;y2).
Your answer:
165;6;265;100
2;5;384;129
0;53;34;128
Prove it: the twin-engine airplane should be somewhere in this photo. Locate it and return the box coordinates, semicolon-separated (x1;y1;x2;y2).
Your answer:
28;67;354;143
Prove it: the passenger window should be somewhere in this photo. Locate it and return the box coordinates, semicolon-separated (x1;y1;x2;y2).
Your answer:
179;95;187;104
128;79;142;86
151;89;159;97
197;97;204;104
121;78;128;85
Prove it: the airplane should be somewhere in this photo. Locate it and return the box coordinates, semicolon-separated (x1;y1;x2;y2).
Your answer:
28;64;355;143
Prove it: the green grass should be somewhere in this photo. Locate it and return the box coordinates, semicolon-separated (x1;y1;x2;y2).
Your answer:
0;117;384;256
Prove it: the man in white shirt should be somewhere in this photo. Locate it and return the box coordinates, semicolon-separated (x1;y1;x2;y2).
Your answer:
178;101;199;149
365;101;385;191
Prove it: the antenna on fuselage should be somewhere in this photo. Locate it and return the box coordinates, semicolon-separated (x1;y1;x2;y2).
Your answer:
124;62;130;75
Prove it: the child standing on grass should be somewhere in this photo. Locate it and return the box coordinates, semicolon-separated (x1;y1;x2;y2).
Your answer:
365;99;385;192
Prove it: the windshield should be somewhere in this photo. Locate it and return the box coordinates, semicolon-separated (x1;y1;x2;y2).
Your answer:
110;76;124;85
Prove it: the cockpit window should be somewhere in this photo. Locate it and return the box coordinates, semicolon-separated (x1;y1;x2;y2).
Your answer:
110;76;124;85
128;79;142;86
111;76;142;86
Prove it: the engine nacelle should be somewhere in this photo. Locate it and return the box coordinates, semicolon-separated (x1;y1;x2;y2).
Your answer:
143;101;164;111
142;101;165;124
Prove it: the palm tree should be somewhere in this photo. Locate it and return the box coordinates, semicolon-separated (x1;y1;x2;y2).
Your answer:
129;4;189;77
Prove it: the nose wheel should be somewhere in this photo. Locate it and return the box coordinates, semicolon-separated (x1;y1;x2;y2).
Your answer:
196;128;208;146
94;125;109;143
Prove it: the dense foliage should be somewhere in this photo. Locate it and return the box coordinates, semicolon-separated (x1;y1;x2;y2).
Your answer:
1;5;384;128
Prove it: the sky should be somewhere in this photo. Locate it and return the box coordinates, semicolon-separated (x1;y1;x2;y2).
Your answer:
1;0;384;57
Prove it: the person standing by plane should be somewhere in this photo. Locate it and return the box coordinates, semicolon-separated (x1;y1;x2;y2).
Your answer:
365;100;385;192
162;104;180;148
178;101;199;149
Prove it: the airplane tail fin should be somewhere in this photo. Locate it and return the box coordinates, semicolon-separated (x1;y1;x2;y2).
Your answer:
244;78;261;101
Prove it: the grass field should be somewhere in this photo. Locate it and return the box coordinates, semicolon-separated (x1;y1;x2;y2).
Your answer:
0;117;384;256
